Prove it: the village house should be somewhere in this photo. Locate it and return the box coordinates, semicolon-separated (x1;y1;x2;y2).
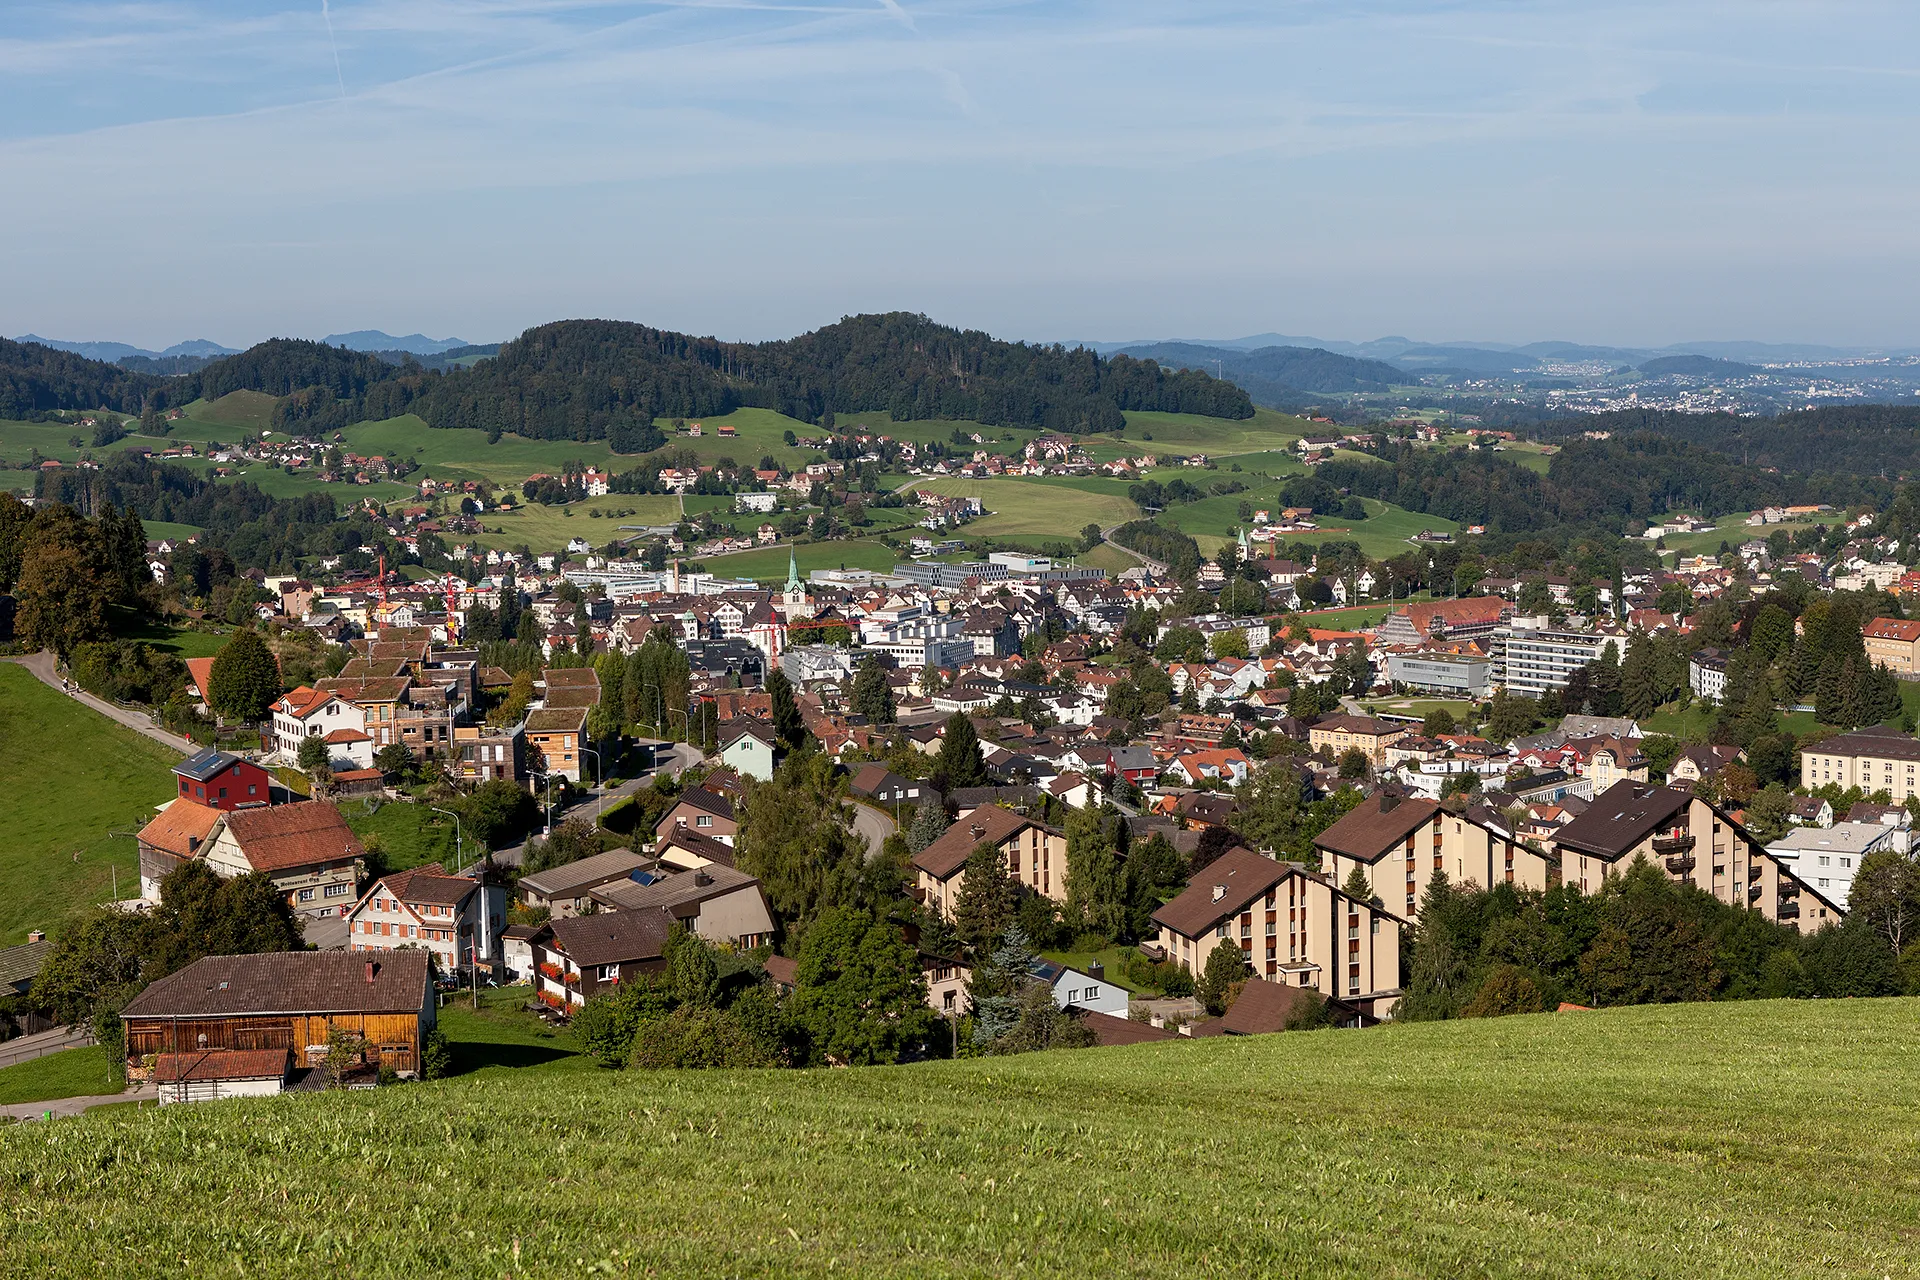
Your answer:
1308;714;1410;765
170;747;275;812
913;806;1070;919
197;801;368;918
345;863;506;972
590;865;776;948
653;786;738;846
517;849;654;920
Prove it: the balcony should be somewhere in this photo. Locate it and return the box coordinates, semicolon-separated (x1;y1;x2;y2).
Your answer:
1664;855;1696;875
1776;902;1801;920
1777;880;1800;899
1652;835;1695;854
1748;882;1763;901
1748;864;1764;882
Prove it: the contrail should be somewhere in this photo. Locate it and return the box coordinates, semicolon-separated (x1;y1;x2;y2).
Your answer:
321;0;346;98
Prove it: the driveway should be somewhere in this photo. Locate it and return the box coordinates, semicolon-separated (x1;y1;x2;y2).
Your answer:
4;651;197;755
848;801;899;859
0;1082;158;1121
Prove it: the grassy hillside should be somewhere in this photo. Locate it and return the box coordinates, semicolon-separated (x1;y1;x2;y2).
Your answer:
0;664;181;944
182;389;278;430
910;476;1139;539
2;1000;1917;1277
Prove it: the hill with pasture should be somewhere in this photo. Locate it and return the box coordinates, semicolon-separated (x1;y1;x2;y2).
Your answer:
0;998;1913;1277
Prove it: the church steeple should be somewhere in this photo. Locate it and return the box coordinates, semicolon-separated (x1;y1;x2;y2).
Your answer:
785;549;801;594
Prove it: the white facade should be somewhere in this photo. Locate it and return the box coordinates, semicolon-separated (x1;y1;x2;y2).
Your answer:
1046;965;1129;1017
735;492;780;513
1765;823;1897;908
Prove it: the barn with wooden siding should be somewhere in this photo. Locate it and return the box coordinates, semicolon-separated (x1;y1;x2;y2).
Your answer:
120;951;436;1081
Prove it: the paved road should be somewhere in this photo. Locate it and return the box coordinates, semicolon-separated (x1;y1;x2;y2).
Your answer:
0;1024;95;1070
0;1081;157;1121
848;801;899;859
4;651;197;755
1100;523;1166;575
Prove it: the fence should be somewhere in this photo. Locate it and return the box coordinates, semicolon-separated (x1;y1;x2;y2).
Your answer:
0;1026;96;1070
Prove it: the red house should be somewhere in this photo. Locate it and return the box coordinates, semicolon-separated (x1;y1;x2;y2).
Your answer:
174;747;274;811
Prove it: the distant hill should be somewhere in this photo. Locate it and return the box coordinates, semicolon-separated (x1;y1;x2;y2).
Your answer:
1385;346;1541;375
1116;341;1408;404
324;330;476;356
1638;354;1762;377
14;335;239;362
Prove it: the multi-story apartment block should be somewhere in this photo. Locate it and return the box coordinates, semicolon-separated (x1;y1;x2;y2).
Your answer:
1314;792;1557;920
1862;617;1920;677
1800;726;1920;800
1497;625;1617;696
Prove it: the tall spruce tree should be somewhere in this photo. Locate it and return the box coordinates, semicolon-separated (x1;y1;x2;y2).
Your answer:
767;666;806;749
935;712;988;791
208;627;282;722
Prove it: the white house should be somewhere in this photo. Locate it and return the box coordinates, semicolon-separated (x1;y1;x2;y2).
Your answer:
720;719;778;781
1035;960;1129;1016
736;492;780;513
271;687;368;763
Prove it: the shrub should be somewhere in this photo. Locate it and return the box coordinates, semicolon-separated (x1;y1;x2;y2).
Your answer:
1461;964;1547;1018
630;1006;780;1070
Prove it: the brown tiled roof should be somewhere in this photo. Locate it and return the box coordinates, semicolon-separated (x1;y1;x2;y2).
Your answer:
137;800;224;859
762;954;799;988
153;1047;291;1083
1310;714;1403;737
1219;979;1319;1035
377;864;476;908
1551;782;1693;860
913;805;1045;881
0;938;53;989
223;801;365;873
1150;846;1291;940
184;657;215;702
656;826;737;867
1312;794;1440;864
525;706;588;733
543;668;601;688
547;909;672;968
1081;1011;1176;1046
1804;727;1920;763
317;676;411;703
121;951;431;1018
666;788;735;823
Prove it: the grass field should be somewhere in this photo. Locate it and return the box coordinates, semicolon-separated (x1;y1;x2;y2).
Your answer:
0;664;181;944
1655;512;1845;562
436;988;592;1078
183;390;278;430
1120;406;1310;455
1173;496;1459;561
694;538;901;581
3;1000;1918;1276
111;614;236;660
339;797;464;872
0;1048;122;1106
1287;604;1398;629
909;476;1138;539
470;495;685;552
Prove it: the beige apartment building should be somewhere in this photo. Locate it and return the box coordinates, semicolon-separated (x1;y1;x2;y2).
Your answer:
1308;714;1411;765
1151;845;1402;1016
912;806;1069;919
1314;793;1558;920
1801;726;1920;800
1552;782;1842;930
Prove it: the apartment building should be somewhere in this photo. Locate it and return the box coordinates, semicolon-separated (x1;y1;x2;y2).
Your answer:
1313;792;1557;920
912;806;1069;919
1497;626;1616;696
1800;726;1920;801
1150;846;1402;1017
1862;617;1920;677
1308;714;1410;766
1551;782;1840;930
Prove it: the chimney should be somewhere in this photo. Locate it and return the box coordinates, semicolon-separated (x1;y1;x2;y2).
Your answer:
1211;884;1226;903
694;869;713;887
1086;961;1104;982
969;823;984;840
364;960;377;985
1381;793;1401;813
27;929;44;944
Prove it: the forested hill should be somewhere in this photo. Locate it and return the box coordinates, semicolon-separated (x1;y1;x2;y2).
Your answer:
0;314;1253;442
406;313;1254;439
1528;406;1920;479
1116;341;1407;402
0;337;186;418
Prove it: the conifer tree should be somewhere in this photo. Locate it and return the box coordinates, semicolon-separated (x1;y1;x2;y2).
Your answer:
905;795;947;853
935;712;987;791
767;666;805;749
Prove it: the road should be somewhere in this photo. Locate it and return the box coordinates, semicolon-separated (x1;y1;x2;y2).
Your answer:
847;801;899;859
1100;522;1166;576
0;1024;95;1071
3;650;198;756
0;1082;157;1122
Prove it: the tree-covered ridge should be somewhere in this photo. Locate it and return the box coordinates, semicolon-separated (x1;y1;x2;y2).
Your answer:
195;339;431;433
1530;405;1920;479
407;313;1254;440
0;337;187;418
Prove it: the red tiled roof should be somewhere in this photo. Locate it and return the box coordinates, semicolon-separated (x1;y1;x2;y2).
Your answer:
223;800;366;873
136;800;223;859
153;1047;291;1083
324;728;371;743
184;657;215;702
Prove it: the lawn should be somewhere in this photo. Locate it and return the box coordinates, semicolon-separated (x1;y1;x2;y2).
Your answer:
1177;496;1459;561
1285;603;1398;630
693;538;901;582
1121;406;1310;456
111;613;235;660
0;664;181;944
1655;512;1845;562
1362;697;1481;724
339;796;464;872
909;476;1138;539
181;390;278;431
4;1000;1920;1276
135;519;204;542
0;1047;122;1106
470;495;684;552
434;988;592;1078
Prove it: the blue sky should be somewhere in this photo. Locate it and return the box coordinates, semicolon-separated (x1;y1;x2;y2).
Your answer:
3;0;1917;350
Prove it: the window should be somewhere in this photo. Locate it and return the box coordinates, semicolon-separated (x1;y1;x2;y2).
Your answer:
247;784;257;795
696;815;712;828
297;888;315;903
325;883;349;898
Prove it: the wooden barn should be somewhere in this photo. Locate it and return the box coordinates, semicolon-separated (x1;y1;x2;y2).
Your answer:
120;951;436;1084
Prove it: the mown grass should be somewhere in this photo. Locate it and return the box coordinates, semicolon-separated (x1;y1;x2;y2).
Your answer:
0;664;180;944
339;797;462;872
2;1000;1918;1277
182;390;278;430
909;476;1138;539
0;1048;120;1106
470;495;685;552
434;988;591;1078
693;538;901;581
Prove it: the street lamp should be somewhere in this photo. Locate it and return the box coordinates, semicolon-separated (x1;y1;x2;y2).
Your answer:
578;746;602;790
430;806;464;873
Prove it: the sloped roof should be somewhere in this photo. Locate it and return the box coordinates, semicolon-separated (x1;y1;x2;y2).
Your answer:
1081;1011;1176;1046
913;805;1048;881
1551;782;1693;860
223;801;365;873
174;747;242;782
0;937;53;990
1313;793;1440;864
547;908;672;968
153;1048;291;1083
136;799;224;859
517;849;651;898
593;865;762;916
317;676;411;703
1219;979;1321;1035
1150;846;1291;940
121;951;431;1018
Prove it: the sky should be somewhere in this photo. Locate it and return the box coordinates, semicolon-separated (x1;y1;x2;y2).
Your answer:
3;0;1918;351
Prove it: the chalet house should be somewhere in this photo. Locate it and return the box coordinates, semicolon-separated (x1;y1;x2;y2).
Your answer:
1550;782;1837;929
136;799;227;900
1314;792;1556;921
172;748;274;812
1668;744;1742;786
517;849;653;920
345;863;506;971
1150;845;1402;1016
850;763;937;811
590;865;776;948
528;910;673;1011
913;806;1069;919
719;718;778;782
653;787;738;846
201;801;368;918
120;950;436;1090
1033;959;1128;1017
1168;748;1250;787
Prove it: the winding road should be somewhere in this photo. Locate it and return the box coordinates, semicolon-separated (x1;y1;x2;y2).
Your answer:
1100;522;1167;575
2;650;197;755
